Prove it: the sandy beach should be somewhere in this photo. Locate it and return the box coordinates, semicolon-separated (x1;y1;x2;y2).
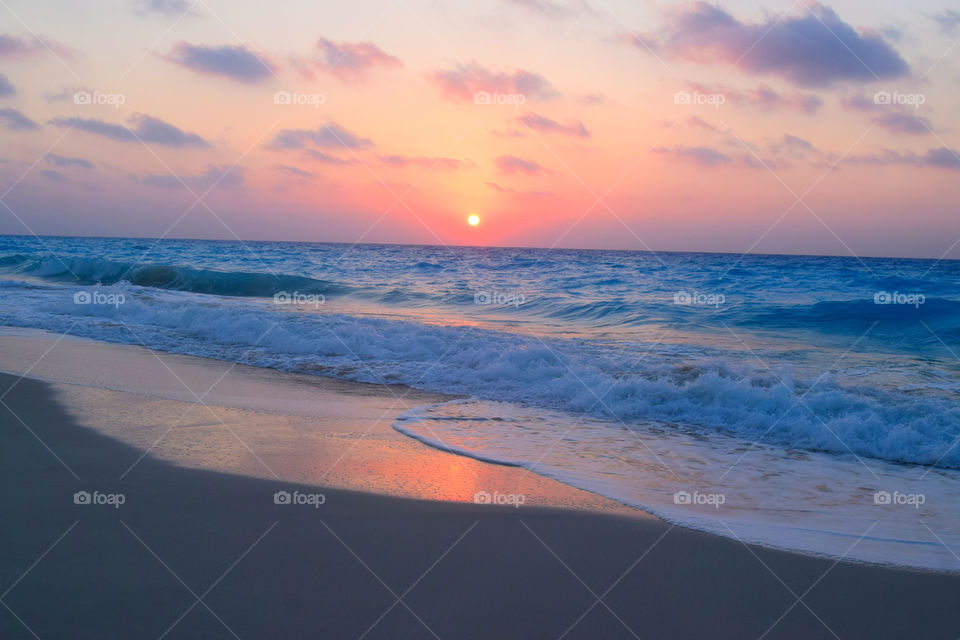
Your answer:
2;334;960;639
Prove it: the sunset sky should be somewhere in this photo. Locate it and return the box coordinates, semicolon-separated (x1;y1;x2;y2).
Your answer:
1;0;958;258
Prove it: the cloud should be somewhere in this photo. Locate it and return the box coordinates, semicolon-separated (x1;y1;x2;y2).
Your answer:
133;0;194;16
42;86;88;103
876;113;932;136
0;107;39;130
683;115;726;134
267;121;373;150
166;43;276;84
519;112;590;138
310;38;401;83
740;83;821;113
429;62;560;102
486;181;553;197
40;169;68;182
276;164;315;179
840;92;933;135
495;155;549;175
932;10;960;36
142;164;245;189
378;155;466;170
769;133;819;158
49;113;209;147
840;92;880;112
504;0;584;18
166;42;276;84
780;134;816;154
847;148;960;170
654;145;731;167
925;148;960;168
654;144;785;169
44;153;95;169
0;33;75;60
634;3;909;88
681;81;821;113
304;149;355;165
0;74;14;97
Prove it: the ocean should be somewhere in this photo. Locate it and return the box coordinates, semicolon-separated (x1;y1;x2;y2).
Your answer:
1;235;958;569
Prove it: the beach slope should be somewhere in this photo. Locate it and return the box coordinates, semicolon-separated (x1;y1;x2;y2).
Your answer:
2;372;960;639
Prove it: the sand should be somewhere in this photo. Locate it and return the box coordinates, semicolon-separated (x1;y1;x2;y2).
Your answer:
2;364;960;638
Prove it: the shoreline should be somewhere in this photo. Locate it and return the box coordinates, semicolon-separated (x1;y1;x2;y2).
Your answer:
0;326;639;516
4;372;960;638
2;326;959;574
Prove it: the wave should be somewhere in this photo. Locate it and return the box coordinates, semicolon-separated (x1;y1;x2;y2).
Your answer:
3;280;959;469
734;297;960;335
6;253;960;342
0;254;352;298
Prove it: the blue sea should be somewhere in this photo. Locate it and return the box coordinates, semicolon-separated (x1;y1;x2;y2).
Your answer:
2;235;959;569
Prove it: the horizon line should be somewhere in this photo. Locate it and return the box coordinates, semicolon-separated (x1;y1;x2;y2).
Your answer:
0;232;955;264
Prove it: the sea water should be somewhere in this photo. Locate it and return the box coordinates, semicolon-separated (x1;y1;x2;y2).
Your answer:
1;235;958;569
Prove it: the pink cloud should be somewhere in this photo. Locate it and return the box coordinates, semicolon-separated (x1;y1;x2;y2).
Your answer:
429;62;559;102
378;155;470;170
311;38;401;83
519;112;590;138
495;155;549;175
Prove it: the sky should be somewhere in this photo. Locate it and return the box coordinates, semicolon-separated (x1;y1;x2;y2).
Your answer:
0;0;958;258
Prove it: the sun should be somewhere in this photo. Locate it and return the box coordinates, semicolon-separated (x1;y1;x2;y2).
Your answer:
467;214;480;226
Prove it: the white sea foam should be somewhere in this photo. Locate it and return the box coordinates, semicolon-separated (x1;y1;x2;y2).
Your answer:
395;399;960;572
0;279;958;469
